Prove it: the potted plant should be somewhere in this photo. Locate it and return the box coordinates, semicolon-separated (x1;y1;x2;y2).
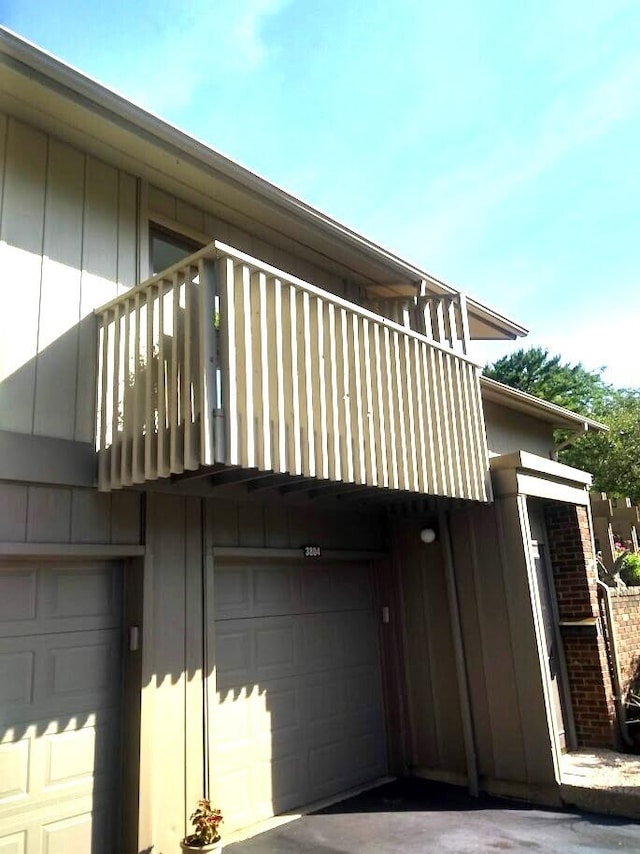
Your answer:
180;799;224;852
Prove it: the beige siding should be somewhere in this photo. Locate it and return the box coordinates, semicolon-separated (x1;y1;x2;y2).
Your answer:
484;400;555;458
450;503;558;792
392;518;467;780
140;493;203;852
0;481;141;544
147;184;365;304
0;114;138;443
206;495;386;551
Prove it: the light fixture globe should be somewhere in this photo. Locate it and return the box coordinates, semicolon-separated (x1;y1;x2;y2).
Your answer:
419;527;437;544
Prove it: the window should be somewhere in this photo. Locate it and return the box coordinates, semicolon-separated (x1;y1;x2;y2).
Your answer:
150;225;202;276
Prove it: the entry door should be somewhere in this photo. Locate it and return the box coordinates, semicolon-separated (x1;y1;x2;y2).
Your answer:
531;539;567;751
0;561;124;853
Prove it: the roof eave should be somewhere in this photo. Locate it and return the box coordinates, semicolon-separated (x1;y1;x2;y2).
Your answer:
480;376;608;432
0;26;527;341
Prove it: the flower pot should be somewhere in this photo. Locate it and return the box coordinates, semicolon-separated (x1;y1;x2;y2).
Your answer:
180;839;223;853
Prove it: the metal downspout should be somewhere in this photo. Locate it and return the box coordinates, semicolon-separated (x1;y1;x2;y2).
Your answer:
596;580;633;748
438;506;480;797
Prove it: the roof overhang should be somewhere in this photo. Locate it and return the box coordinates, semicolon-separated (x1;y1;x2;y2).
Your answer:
490;450;593;505
0;27;527;342
481;376;608;432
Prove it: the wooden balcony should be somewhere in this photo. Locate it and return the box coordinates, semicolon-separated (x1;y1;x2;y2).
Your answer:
95;241;491;501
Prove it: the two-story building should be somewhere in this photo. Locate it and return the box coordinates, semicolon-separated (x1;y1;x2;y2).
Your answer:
0;28;612;854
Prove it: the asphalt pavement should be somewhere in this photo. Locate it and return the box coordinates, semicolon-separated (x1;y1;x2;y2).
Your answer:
226;777;639;853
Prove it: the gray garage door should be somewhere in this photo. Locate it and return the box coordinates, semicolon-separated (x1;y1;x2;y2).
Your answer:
0;561;123;854
210;557;387;833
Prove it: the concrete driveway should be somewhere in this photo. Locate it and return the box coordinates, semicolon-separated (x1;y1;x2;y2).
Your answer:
226;778;639;853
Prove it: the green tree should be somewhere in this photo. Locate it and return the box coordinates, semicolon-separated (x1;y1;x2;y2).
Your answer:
484;346;608;414
561;389;640;502
484;347;640;501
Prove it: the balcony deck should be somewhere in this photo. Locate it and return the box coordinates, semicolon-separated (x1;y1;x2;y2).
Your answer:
95;241;491;501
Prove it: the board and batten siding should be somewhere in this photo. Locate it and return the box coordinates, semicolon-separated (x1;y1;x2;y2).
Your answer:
0;113;138;443
483;401;555;459
146;184;366;305
391;518;467;782
449;503;558;796
0;481;141;545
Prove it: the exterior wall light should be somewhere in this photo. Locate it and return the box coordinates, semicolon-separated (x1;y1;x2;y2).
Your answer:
420;527;437;544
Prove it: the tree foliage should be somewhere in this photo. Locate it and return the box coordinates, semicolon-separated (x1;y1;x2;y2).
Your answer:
484;347;640;501
483;347;608;414
561;389;640;502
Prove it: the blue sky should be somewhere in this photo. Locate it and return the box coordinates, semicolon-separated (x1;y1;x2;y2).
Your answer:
3;0;640;387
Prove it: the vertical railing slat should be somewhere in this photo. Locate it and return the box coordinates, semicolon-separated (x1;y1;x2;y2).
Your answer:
340;308;355;483
301;291;315;477
120;299;132;487
156;278;168;478
258;272;272;472
290;285;302;475
351;315;366;484
328;303;341;482
372;323;387;488
274;278;288;473
316;298;330;481
132;293;144;483
169;271;182;474
95;242;486;499
242;264;255;469
362;319;377;487
97;311;110;490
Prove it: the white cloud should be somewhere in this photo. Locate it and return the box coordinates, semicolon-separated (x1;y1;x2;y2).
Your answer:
406;53;640;270
102;0;290;113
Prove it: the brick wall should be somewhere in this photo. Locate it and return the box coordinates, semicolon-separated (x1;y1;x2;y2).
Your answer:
610;588;640;696
544;502;616;749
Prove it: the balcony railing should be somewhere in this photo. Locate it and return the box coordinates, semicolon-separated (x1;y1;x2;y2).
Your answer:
95;241;490;500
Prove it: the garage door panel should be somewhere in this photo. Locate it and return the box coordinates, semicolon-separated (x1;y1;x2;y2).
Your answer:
0;630;121;726
299;614;339;670
0;565;121;639
344;730;386;780
0;741;29;803
0;651;34;711
215;628;252;692
0;830;25;854
338;610;379;666
304;679;342;725
0;572;37;624
346;667;384;713
211;558;387;834
300;563;372;613
0;793;116;854
269;753;304;814
254;623;296;677
0;562;123;854
262;685;300;736
308;740;347;798
214;566;252;619
254;567;297;615
1;714;120;814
